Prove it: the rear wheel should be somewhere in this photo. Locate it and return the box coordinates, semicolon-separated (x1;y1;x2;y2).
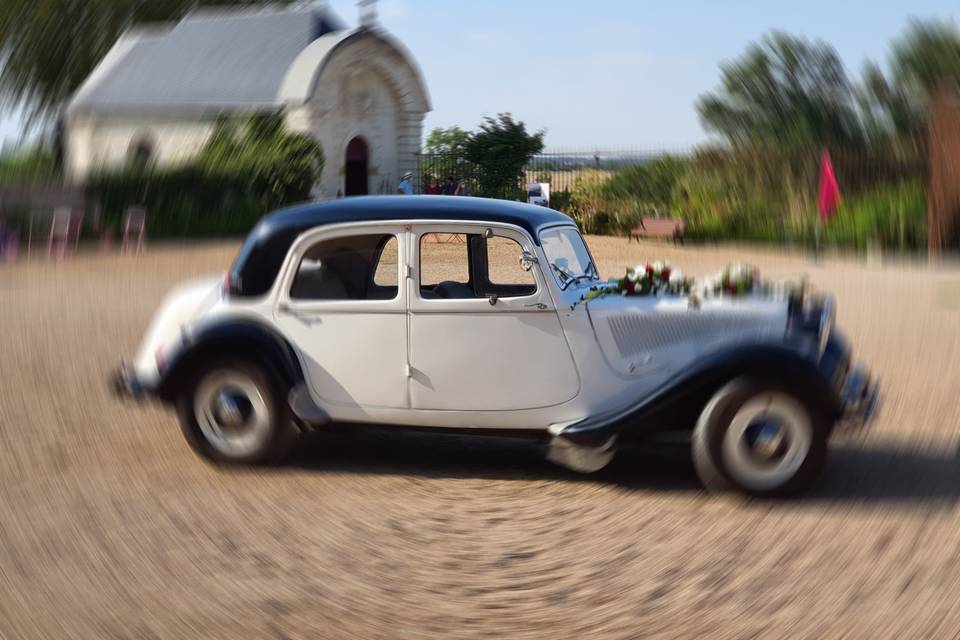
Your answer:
176;358;297;464
692;378;829;497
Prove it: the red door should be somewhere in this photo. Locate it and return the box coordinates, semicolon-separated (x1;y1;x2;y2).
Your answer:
344;137;369;196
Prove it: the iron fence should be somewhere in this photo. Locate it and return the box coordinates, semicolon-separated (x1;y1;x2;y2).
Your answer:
417;146;926;199
417;149;685;196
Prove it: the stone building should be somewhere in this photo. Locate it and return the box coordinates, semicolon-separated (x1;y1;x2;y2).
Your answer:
64;2;430;198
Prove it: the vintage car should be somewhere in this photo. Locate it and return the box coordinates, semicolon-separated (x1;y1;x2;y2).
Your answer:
114;196;877;496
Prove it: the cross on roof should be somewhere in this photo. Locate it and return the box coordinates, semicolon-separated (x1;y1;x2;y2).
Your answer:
357;0;378;26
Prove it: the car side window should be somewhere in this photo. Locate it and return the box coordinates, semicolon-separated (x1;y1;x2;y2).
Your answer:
418;231;536;300
290;233;398;300
419;233;474;299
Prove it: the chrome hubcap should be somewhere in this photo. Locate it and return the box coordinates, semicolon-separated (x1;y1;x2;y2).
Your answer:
744;419;788;461
722;392;812;491
194;370;271;457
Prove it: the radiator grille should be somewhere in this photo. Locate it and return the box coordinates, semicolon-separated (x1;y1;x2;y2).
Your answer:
607;312;764;357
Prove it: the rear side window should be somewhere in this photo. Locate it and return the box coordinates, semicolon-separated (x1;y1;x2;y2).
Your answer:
290;234;398;300
373;237;399;286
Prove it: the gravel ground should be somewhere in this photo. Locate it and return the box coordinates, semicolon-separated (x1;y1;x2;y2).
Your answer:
1;238;960;639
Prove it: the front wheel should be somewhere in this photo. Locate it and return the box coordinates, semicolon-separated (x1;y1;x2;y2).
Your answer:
176;358;297;465
692;379;829;497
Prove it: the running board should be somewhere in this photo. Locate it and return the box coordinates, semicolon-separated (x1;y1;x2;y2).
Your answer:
546;434;617;473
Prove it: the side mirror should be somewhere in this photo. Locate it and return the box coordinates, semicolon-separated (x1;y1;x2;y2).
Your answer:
519;250;538;272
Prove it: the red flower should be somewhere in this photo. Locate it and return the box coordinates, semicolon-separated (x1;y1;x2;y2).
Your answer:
624;280;636;294
661;267;671;281
646;264;654;276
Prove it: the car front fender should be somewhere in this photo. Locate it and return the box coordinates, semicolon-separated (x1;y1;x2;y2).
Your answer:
558;342;842;447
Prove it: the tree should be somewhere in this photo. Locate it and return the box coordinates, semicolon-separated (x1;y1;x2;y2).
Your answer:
0;0;294;126
423;126;470;154
421;126;472;186
697;31;861;149
857;61;926;149
198;112;324;207
463;113;544;199
892;20;960;96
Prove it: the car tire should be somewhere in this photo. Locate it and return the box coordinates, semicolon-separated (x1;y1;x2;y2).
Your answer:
176;358;297;465
691;378;829;497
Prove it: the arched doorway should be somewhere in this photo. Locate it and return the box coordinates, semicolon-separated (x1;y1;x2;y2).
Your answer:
128;135;154;171
344;137;369;196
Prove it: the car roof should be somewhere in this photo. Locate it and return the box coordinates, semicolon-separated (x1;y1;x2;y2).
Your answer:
229;196;577;298
259;195;575;240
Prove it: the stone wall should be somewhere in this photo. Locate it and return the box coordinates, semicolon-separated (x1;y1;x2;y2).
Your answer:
64;114;216;181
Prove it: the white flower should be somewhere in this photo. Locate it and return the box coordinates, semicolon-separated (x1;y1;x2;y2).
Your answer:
652;260;664;275
668;269;684;284
628;266;643;282
701;275;720;296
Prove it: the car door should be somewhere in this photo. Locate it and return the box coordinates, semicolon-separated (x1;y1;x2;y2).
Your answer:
274;224;408;409
407;223;580;412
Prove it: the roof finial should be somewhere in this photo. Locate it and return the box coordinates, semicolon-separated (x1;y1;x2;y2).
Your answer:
357;0;377;26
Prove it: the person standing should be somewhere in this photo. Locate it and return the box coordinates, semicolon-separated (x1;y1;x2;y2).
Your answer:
425;176;441;195
441;175;457;196
397;172;414;195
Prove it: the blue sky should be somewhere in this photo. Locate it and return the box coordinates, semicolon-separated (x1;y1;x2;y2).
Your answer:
2;0;959;149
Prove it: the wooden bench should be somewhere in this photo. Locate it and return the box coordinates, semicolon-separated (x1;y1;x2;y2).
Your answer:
629;218;685;244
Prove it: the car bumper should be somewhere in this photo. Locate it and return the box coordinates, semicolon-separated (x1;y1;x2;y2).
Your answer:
110;360;155;400
835;363;879;433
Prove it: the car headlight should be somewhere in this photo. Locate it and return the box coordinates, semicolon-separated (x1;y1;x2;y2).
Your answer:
817;295;835;355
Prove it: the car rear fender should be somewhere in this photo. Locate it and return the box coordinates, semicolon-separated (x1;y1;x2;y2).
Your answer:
156;318;304;403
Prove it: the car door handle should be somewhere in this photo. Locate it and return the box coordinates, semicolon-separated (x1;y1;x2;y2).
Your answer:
524;303;547;310
278;303;320;325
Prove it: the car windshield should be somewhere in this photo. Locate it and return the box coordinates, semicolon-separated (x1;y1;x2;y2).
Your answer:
539;227;598;289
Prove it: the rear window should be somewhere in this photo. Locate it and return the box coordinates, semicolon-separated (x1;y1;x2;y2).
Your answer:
228;222;299;297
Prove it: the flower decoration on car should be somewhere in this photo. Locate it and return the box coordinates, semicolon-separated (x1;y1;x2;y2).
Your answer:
704;263;763;297
573;261;802;309
578;261;694;306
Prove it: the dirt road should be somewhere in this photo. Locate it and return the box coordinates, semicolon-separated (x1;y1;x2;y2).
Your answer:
1;239;959;639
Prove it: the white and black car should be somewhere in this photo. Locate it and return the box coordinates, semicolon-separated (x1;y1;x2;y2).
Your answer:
114;196;877;496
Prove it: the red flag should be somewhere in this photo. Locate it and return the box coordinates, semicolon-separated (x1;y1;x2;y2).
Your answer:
818;150;840;222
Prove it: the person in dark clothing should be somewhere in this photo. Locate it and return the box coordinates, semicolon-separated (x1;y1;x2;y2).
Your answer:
442;176;457;195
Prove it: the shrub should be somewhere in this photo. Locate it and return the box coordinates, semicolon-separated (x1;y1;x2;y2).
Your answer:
549;190;572;214
0;145;59;183
87;166;267;238
87;113;324;238
823;179;927;249
602;156;689;217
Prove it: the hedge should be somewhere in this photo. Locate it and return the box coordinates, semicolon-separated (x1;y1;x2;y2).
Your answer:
86;166;295;238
